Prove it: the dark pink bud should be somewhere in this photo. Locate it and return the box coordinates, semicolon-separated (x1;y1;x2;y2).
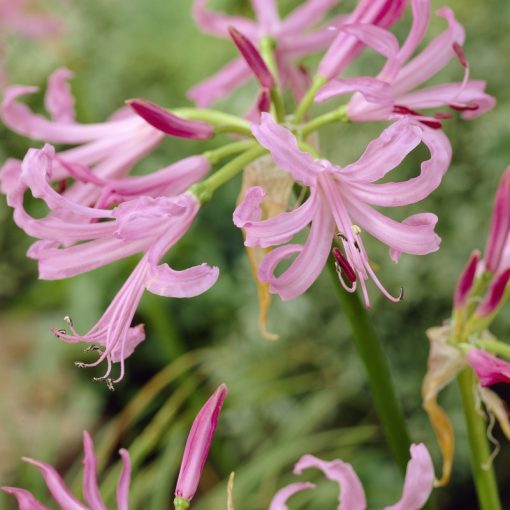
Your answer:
127;99;213;140
332;247;356;283
476;268;510;317
257;89;271;114
454;250;480;310
175;384;227;503
228;26;275;89
484;168;510;273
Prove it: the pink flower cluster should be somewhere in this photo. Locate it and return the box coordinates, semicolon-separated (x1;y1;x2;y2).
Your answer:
0;0;495;381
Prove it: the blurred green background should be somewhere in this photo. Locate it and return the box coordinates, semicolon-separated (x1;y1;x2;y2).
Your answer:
1;0;510;508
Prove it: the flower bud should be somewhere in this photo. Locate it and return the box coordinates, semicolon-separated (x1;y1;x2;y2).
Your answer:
453;250;480;310
228;26;275;89
127;99;213;140
174;384;227;505
476;267;510;318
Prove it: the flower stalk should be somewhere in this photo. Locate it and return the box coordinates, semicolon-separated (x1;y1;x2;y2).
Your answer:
457;368;502;510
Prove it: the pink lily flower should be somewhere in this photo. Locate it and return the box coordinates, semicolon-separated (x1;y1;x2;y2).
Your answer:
7;145;218;385
3;431;132;510
270;443;434;510
316;4;495;126
0;68;166;206
234;113;450;307
467;349;510;387
175;384;227;505
188;0;344;106
317;0;407;81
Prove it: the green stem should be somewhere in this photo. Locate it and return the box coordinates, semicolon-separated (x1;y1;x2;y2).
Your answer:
190;145;266;203
328;265;412;473
260;36;285;122
302;105;349;137
203;140;255;165
474;338;510;360
293;75;327;124
172;107;251;136
457;368;502;510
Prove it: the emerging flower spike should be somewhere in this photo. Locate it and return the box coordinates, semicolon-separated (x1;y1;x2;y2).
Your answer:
234;113;450;307
316;4;495;126
3;431;132;510
174;384;228;508
7;145;218;385
270;444;434;510
484;167;510;274
467;349;510;387
127;99;214;140
189;0;344;106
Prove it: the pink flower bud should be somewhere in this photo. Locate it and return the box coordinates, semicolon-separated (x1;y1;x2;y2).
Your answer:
228;26;275;89
175;384;227;503
467;349;510;387
476;267;510;317
127;99;213;140
453;250;480;310
484;167;510;273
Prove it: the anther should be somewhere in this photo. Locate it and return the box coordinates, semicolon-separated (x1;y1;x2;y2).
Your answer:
64;315;73;327
74;362;86;368
452;42;468;68
57;328;67;335
351;225;361;235
397;287;405;302
105;379;115;391
336;232;348;242
332;248;357;283
84;345;102;352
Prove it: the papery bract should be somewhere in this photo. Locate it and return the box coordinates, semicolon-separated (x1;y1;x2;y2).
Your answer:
234;113;450;307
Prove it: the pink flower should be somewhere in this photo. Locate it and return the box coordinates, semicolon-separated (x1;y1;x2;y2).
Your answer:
0;69;166;207
175;384;227;504
3;431;132;510
316;4;495;126
317;0;407;81
484;167;510;274
188;0;344;106
7;145;218;385
234;113;450;307
270;443;434;510
467;349;510;387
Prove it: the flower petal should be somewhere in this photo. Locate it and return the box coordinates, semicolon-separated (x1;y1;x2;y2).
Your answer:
251;0;280;33
282;0;338;34
384;444;434;510
339;23;399;59
45;68;75;123
251;113;322;186
2;487;52;510
467;349;510;387
22;458;88;510
269;482;316;510
294;454;366;510
82;432;107;510
188;57;252;107
116;449;132;510
316;77;392;105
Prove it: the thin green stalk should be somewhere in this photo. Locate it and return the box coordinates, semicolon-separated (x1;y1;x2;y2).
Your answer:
328;264;412;472
204;140;255;165
293;75;327;124
301;105;349;137
457;368;502;510
474;338;510;360
260;36;285;122
191;145;266;203
172;107;251;136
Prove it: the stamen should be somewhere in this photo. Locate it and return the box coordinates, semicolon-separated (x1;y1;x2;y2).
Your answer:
332;247;356;283
351;225;361;235
56;328;67;336
64;315;73;327
453;42;468;69
74;362;87;368
105;379;115;391
84;345;103;352
336;232;348;242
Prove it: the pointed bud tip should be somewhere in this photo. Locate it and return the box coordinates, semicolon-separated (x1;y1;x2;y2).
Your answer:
454;250;480;310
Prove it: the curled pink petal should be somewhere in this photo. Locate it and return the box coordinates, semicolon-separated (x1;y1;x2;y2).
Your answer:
82;432;107;510
467;349;510;387
269;482;315;510
127;99;213;140
294;454;366;510
339;23;399;59
316;77;392;105
233;186;265;227
116;449;131;510
175;384;228;501
45;68;75;123
2;487;52;510
384;444;434;510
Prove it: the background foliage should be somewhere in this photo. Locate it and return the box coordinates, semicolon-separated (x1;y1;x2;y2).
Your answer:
1;0;510;508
